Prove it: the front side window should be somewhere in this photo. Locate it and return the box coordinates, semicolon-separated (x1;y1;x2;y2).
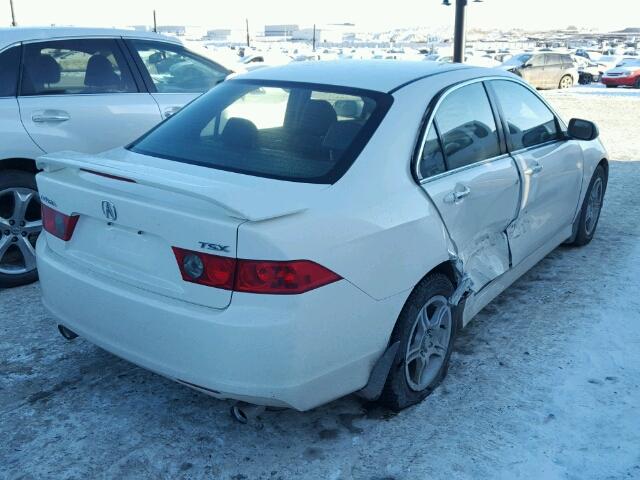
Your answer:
545;54;562;66
529;55;545;67
130;40;228;93
0;46;20;97
490;80;561;151
20;39;136;95
433;82;501;171
130;80;392;183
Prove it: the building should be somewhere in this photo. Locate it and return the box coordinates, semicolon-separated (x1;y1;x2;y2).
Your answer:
291;24;357;44
264;24;299;39
157;25;186;36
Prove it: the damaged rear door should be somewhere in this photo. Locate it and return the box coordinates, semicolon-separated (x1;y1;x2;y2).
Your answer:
416;81;520;291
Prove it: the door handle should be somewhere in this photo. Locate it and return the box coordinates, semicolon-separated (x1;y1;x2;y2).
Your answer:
444;185;471;204
32;111;70;123
163;106;181;118
524;163;543;175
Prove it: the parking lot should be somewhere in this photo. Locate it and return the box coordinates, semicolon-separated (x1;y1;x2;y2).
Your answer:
2;87;640;480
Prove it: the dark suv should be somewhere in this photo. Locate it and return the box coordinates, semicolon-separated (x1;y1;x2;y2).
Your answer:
500;53;579;89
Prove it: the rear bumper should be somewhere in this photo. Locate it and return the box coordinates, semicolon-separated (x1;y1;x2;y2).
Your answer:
601;76;637;86
37;237;405;411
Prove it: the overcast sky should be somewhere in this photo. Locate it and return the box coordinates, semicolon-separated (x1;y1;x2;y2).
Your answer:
1;0;637;32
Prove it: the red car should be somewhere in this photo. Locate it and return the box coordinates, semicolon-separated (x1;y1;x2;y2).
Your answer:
601;58;640;88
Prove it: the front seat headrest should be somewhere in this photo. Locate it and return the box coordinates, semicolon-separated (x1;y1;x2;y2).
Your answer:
322;121;363;153
298;100;337;136
221;117;258;149
84;54;120;88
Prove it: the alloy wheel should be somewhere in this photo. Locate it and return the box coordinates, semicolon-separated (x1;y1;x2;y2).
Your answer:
0;188;42;275
560;76;573;89
404;295;452;391
585;177;603;236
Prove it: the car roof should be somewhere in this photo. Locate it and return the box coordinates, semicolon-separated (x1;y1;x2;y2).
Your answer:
0;27;181;50
236;60;504;93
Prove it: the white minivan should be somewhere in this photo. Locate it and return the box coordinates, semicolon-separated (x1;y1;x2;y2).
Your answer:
0;27;230;287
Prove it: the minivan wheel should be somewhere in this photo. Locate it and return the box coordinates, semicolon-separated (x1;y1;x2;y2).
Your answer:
559;75;574;89
378;273;456;411
571;165;606;247
0;170;41;288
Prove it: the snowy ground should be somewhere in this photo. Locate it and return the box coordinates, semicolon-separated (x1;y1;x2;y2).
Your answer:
1;88;639;480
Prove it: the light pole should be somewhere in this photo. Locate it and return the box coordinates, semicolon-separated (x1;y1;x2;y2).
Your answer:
442;0;483;63
9;0;17;27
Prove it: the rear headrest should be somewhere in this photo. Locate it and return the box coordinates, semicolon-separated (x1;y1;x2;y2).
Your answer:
24;54;61;86
322;121;363;152
221;118;258;149
298;100;337;136
84;54;120;88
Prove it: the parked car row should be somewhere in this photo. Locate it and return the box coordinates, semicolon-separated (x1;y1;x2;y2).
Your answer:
0;27;231;287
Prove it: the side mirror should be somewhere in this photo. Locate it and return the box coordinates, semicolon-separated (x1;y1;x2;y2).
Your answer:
521;62;531;68
568;118;599;141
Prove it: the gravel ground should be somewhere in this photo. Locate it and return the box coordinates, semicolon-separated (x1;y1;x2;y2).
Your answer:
1;88;640;480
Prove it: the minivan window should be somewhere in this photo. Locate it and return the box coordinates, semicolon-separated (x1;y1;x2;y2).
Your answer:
490;80;561;151
130;40;228;93
20;39;137;95
0;45;20;97
130;80;393;184
433;82;501;170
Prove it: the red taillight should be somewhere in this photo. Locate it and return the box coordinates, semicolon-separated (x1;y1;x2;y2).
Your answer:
171;248;341;294
41;204;79;241
235;259;340;294
172;247;235;290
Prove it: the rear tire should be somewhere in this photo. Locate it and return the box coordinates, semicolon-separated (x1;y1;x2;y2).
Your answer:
378;273;456;411
606;85;617;88
559;75;574;89
571;165;606;246
0;170;41;288
635;78;640;89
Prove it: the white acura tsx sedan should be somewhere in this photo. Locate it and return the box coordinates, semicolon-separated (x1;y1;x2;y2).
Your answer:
35;61;607;412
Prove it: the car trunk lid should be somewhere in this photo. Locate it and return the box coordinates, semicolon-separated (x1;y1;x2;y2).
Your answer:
36;149;328;309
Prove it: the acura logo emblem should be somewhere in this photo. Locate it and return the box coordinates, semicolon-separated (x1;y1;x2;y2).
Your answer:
101;201;118;221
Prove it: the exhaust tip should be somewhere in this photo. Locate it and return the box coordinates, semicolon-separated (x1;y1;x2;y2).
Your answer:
230;402;266;424
57;324;78;340
230;405;249;424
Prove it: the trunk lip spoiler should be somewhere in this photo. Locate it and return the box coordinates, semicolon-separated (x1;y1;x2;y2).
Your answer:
37;152;311;222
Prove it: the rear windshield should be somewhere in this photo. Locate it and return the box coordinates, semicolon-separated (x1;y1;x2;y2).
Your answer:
130;79;393;184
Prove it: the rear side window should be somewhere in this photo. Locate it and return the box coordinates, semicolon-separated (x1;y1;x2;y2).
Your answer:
130;80;392;184
129;40;228;93
419;126;446;178
490;80;560;151
0;46;20;97
433;82;501;171
20;39;136;96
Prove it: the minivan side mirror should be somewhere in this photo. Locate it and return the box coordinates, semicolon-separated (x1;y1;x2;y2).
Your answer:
568;118;599;141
